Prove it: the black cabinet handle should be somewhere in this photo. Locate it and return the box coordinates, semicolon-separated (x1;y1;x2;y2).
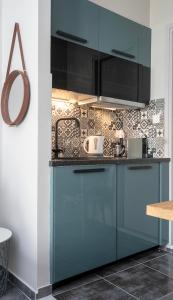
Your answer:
74;168;105;174
128;166;152;170
56;30;87;44
112;49;135;59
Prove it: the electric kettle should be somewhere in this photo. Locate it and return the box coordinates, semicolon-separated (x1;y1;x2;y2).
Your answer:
83;135;104;156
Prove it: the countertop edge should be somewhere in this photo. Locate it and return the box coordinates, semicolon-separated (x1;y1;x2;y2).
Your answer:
49;158;170;167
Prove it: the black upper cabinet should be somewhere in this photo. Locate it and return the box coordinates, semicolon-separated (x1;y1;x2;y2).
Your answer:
99;53;139;102
99;53;150;104
51;37;99;96
51;36;150;104
51;0;151;105
138;65;150;105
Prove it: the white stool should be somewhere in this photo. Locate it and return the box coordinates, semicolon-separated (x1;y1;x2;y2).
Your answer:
0;227;12;296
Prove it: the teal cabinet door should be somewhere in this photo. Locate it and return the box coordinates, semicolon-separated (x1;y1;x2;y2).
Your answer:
51;165;116;283
99;7;151;67
139;27;151;68
159;162;169;245
99;7;140;64
117;163;160;259
51;0;99;50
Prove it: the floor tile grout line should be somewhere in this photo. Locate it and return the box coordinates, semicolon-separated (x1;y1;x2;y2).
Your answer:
96;253;167;280
97;262;143;279
103;277;139;300
53;252;169;298
53;277;101;297
141;263;173;279
157;290;173;299
132;253;168;264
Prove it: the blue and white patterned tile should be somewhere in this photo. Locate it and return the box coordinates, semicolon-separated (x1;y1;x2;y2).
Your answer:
156;129;164;138
80;129;88;138
88;119;95;129
88;129;95;136
141;111;148;120
80;118;88;129
148;127;157;138
80;108;88;118
71;137;80;148
140;119;149;129
51;98;165;158
88;108;95;119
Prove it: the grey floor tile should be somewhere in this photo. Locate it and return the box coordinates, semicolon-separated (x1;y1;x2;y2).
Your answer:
9;273;35;299
144;254;173;278
1;282;28;300
160;246;173;254
53;273;100;296
132;248;166;263
54;279;136;300
159;292;173;299
106;264;173;300
96;257;140;277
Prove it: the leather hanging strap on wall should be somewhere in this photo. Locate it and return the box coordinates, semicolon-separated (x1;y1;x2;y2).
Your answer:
1;22;30;126
6;23;27;78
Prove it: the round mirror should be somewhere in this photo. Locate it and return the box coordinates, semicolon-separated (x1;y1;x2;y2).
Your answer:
1;70;30;126
8;73;24;122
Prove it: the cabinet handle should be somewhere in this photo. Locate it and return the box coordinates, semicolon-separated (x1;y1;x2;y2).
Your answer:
128;166;152;170
112;49;135;59
56;30;87;44
74;168;105;174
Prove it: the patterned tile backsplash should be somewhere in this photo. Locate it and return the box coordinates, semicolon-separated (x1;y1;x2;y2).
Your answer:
51;98;165;158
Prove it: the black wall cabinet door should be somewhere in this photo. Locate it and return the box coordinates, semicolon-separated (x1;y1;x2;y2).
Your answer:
138;65;150;105
99;53;150;104
51;37;99;96
51;37;150;105
99;53;139;102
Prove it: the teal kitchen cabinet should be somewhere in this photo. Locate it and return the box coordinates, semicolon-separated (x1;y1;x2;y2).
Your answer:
51;0;99;50
99;7;151;67
159;162;169;245
139;27;151;67
51;0;151;67
51;165;116;283
116;163;169;260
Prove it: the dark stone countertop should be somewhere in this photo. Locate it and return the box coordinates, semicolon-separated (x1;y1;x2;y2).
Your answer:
49;157;170;167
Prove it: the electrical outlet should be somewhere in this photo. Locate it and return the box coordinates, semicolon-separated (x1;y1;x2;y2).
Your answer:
153;113;160;124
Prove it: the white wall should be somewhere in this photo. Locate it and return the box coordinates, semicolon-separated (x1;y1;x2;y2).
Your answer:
150;0;173;246
0;0;38;291
0;3;2;183
150;0;173;99
37;0;51;289
90;0;150;26
150;0;173;27
150;1;173;160
0;0;51;292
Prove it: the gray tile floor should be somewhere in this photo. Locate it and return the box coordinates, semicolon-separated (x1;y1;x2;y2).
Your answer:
4;248;173;300
1;282;29;300
53;248;173;300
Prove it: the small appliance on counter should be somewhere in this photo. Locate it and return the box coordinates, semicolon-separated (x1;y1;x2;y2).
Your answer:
83;135;104;156
112;129;126;158
112;139;126;158
127;138;148;159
